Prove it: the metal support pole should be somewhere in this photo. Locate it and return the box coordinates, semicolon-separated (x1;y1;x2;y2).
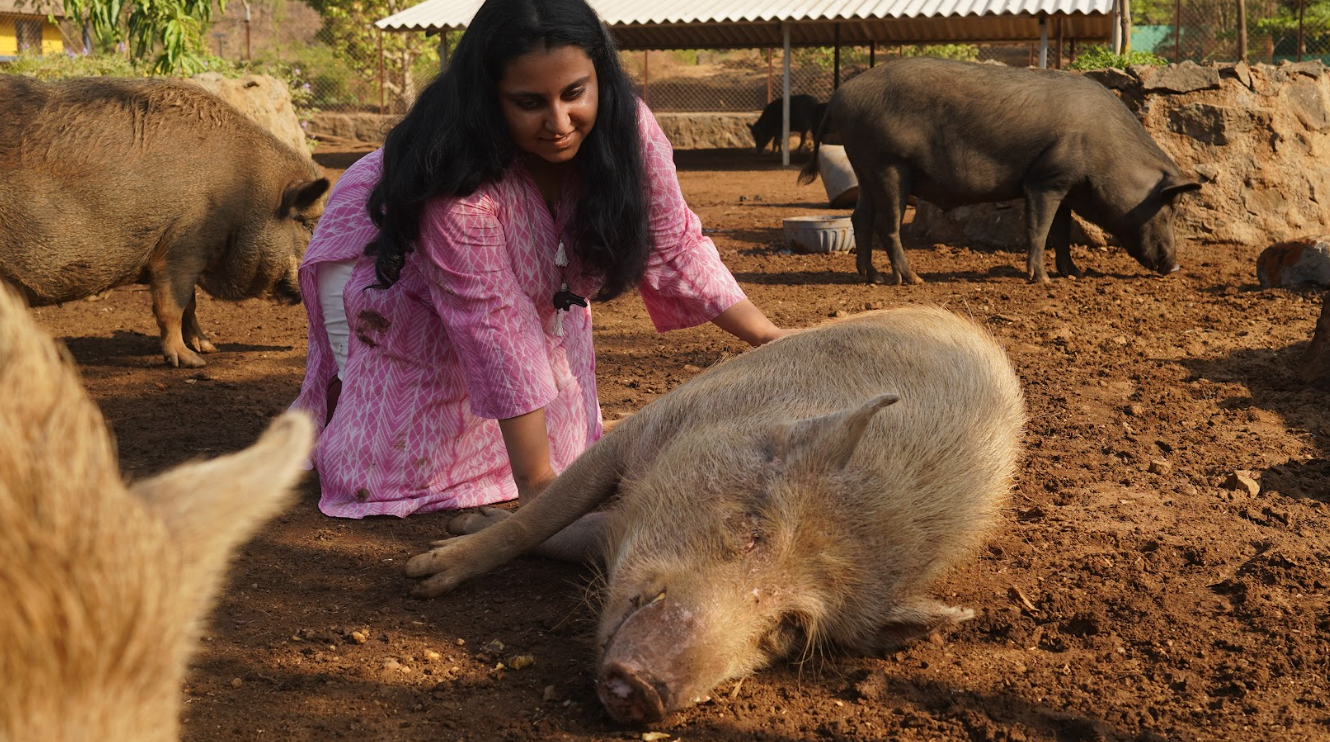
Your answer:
869;40;876;67
782;23;791;167
1039;15;1049;68
243;2;251;61
643;50;650;105
378;29;385;115
437;32;449;72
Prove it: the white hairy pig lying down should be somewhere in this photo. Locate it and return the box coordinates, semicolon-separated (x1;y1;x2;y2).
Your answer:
0;281;313;741
406;306;1026;725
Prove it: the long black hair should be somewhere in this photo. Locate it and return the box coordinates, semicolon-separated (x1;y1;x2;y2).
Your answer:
365;0;650;302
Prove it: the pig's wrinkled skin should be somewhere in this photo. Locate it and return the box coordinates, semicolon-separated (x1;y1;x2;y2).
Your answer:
0;75;330;367
0;281;314;741
406;306;1026;725
799;57;1201;285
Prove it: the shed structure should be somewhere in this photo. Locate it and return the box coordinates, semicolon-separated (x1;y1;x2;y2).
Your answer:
377;0;1118;163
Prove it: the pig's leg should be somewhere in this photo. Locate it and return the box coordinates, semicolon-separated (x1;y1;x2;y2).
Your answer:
870;167;922;286
1023;189;1069;284
850;190;879;282
1049;203;1082;279
182;290;217;355
405;434;627;597
446;508;610;565
149;260;206;368
873;599;976;650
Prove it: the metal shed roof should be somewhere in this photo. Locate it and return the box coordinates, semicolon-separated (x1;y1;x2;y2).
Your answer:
377;0;1115;46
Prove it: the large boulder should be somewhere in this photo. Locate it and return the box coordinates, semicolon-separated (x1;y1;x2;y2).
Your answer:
188;73;309;154
907;61;1330;252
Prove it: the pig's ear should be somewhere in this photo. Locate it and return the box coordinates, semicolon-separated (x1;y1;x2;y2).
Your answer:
130;413;313;589
282;178;331;215
1160;176;1202;201
773;393;899;472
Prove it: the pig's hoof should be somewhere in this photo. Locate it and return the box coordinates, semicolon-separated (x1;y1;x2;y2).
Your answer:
447;506;509;535
902;273;925;285
165;347;207;368
598;661;669;725
188;337;217;353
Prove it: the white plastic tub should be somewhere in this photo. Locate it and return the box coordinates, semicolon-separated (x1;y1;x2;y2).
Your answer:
783;215;855;254
817;144;859;209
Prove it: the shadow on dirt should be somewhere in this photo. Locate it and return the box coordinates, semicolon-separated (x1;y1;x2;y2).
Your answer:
1179;340;1330;501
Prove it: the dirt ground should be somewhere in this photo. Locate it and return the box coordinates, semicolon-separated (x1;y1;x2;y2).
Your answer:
29;145;1330;742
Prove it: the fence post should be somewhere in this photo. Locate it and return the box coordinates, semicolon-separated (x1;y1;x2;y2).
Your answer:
833;23;841;89
1174;0;1182;63
1237;0;1247;61
782;23;791;167
243;1;251;61
1056;15;1064;68
643;51;649;106
1120;0;1132;53
378;28;385;115
1298;0;1306;61
766;48;772;104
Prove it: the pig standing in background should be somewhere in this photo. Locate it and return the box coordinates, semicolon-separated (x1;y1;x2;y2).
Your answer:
800;57;1200;285
749;94;826;152
0;75;330;367
405;306;1026;725
0;282;313;740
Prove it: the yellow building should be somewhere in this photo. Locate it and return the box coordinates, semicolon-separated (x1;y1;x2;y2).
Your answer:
0;0;67;59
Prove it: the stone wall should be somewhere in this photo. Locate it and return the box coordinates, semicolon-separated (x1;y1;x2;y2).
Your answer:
188;73;310;155
305;110;759;150
907;60;1330;250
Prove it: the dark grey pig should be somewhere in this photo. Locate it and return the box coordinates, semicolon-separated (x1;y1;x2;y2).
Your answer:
799;57;1200;284
403;306;1026;725
750;94;826;152
0;76;329;367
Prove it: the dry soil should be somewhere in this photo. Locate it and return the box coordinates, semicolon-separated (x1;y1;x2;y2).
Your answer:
29;146;1330;742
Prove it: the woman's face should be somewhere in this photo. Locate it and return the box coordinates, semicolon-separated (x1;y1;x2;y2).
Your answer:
497;43;599;165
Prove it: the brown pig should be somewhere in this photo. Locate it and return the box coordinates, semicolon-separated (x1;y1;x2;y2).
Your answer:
0;75;330;367
0;281;314;740
404;306;1026;725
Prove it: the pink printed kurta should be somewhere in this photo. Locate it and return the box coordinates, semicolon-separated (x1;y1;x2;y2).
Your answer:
290;101;748;518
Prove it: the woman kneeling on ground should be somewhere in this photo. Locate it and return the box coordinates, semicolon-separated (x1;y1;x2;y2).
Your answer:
290;0;788;519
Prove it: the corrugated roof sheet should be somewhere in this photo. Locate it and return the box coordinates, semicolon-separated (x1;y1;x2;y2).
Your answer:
377;0;1114;45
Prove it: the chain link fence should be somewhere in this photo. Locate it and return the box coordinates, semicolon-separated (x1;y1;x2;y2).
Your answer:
1134;0;1330;63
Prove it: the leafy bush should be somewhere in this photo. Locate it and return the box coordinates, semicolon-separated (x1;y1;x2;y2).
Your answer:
1068;45;1168;70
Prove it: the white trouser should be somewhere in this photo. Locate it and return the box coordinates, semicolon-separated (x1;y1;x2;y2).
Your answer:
316;259;356;375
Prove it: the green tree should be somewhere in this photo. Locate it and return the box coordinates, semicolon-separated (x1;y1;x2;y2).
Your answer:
61;0;224;73
303;0;441;112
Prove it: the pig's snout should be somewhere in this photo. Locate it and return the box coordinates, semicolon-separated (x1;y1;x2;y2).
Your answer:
598;660;669;725
272;271;302;305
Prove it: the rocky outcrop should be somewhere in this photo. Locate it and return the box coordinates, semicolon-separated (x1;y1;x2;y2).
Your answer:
188;73;309;154
654;112;757;150
1256;237;1330;287
307;112;400;144
908;61;1330;251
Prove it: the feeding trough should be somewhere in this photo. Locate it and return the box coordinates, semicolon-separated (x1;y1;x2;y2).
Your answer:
783;215;855;254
